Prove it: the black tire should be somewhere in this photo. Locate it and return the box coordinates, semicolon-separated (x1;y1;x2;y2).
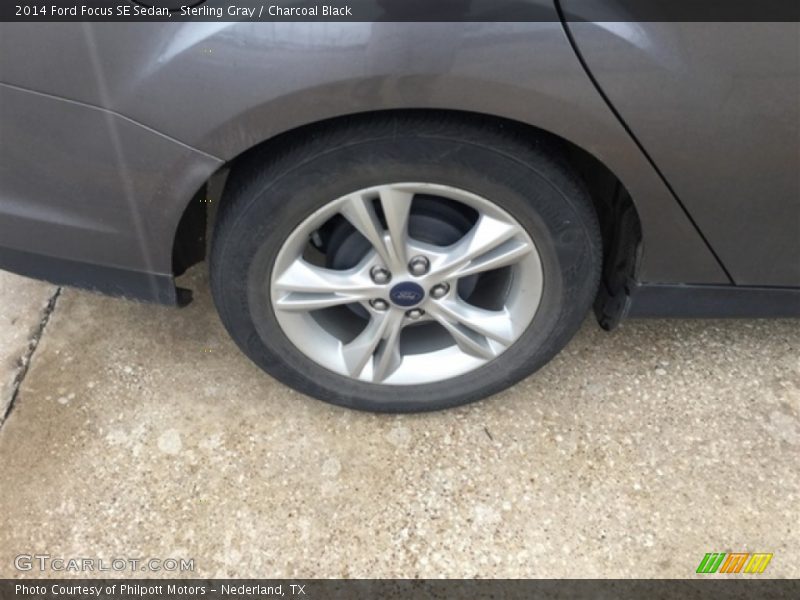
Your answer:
210;115;601;412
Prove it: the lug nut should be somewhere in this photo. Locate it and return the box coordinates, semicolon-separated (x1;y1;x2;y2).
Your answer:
370;266;391;284
406;308;425;320
430;283;450;299
370;299;389;311
408;255;430;276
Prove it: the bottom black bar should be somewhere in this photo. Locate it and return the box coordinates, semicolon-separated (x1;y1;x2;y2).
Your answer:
626;283;800;319
0;245;185;306
1;579;799;600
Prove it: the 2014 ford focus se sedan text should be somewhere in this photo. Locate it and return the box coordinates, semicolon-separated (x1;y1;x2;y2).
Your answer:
0;6;798;412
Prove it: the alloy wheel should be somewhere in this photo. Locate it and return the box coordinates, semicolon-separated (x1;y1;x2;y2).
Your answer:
270;183;543;385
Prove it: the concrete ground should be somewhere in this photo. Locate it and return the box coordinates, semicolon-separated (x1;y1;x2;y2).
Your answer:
0;267;797;578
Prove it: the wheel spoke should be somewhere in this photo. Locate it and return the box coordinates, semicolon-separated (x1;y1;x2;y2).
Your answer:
339;193;392;270
377;187;414;267
340;310;404;381
433;214;531;278
372;311;404;382
341;311;392;377
453;236;533;278
429;297;516;346
428;311;497;360
273;258;379;312
340;188;413;272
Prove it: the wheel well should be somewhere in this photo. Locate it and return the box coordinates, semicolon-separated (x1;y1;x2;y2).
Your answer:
172;109;642;324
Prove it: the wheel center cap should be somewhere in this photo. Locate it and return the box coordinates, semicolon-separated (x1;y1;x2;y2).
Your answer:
389;281;425;307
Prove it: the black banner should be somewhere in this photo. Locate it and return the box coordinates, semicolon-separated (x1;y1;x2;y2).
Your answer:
1;580;799;600
1;0;799;22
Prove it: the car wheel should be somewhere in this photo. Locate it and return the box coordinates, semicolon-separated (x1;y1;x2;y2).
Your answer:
210;115;601;412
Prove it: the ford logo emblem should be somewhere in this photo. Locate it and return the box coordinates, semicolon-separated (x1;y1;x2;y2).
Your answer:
389;282;425;307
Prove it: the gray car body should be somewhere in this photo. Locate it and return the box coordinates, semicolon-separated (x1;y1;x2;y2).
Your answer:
0;4;798;316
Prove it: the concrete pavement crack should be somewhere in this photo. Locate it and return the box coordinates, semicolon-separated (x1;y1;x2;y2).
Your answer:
0;286;62;429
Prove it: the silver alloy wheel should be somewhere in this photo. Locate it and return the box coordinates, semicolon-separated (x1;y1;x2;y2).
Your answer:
270;183;543;385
